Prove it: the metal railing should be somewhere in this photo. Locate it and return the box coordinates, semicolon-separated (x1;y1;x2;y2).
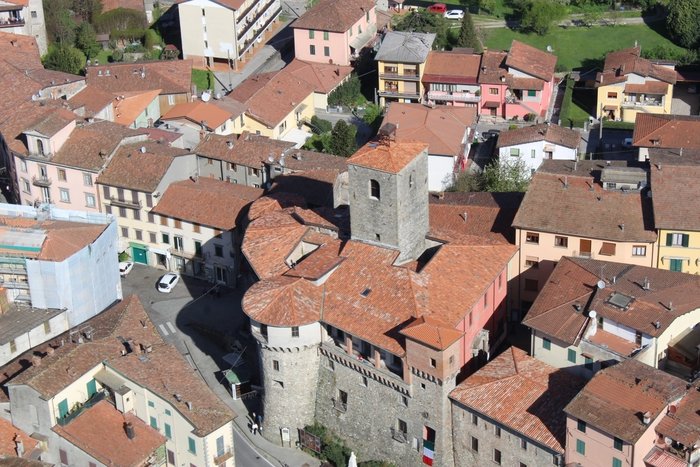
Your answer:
379;72;420;81
427;91;480;103
32;176;51;187
109;196;140;209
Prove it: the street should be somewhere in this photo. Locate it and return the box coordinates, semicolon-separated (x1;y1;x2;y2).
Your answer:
120;264;320;467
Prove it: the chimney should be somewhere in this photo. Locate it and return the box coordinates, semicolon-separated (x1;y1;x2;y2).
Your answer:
585;310;598;338
226;140;233;149
124;421;135;439
619;223;624;231
643;277;650;290
31;355;41;367
174;394;182;402
461;212;468;223
186;401;193;411
46;346;54;357
643;411;651;425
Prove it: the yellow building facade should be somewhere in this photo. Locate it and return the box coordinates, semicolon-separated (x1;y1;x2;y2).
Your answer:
656;229;700;275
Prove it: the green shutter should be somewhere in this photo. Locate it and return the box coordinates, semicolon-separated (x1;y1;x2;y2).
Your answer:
682;234;689;247
164;423;172;439
86;379;97;397
576;439;586;455
58;399;69;419
150;416;157;429
666;233;673;246
188;437;197;454
568;349;576;363
613;458;622;467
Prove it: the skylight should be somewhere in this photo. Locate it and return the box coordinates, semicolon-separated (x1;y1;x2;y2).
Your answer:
607;292;634;310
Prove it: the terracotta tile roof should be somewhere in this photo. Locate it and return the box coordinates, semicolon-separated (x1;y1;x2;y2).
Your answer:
450;347;584;452
50;120;149;171
496;123;580;150
505;41;556;82
24;109;75;137
597;47;677;86
242;202;516;355
114;89;161;126
161;100;240;131
649;157;700;231
243;275;324;326
0;418;37;458
152;178;262;230
68;85;114;116
283;59;353;94
422;50;481;85
512;160;657;242
348;140;428;174
428;192;522;245
23;68;84;88
506;76;544;91
523;257;700;346
400;315;463;350
86;60;193;95
655;388;700;447
228;70;315;128
242;209;312;279
564;359;687;443
195;132;294;166
382;103;475;156
96;141;190;192
101;0;146;12
247;193;307;222
0;31;42;69
5;296;235;436
632;114;700;149
478;50;508;85
0;217;107;262
283;241;346;280
52;400;165;467
291;0;374;32
625;81;670;95
143;127;184;145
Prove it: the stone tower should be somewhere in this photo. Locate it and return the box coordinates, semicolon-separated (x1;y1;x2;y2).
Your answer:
347;139;430;264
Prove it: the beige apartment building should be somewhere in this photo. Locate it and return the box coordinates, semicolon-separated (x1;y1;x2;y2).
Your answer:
512;160;657;313
178;0;282;68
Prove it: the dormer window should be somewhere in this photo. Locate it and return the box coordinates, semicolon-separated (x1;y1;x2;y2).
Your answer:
37;139;45;156
369;179;380;200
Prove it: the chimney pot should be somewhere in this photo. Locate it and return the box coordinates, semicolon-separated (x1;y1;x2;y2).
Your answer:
124;421;135;439
643;411;652;425
31;355;41;366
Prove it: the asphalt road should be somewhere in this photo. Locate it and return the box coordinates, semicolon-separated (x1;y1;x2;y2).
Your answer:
235;431;276;467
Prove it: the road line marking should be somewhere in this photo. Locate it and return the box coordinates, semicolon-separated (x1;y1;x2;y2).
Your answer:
166;322;177;334
158;324;169;336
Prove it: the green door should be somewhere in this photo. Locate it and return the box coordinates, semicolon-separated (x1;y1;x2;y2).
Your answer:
132;246;148;265
670;259;683;272
86;379;97;398
58;399;69;419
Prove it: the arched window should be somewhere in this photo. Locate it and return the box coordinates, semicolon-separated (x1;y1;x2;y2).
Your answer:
37;139;45;156
369;179;380;199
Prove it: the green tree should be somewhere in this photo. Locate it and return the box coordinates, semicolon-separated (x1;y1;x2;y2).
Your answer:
666;0;700;48
72;0;103;23
455;11;482;51
448;169;484;192
327;75;365;108
310;116;333;134
144;28;163;49
362;103;384;133
393;11;449;49
75;22;100;58
44;0;74;44
482;159;530;192
43;44;86;75
93;8;146;34
520;0;566;35
329;120;357;157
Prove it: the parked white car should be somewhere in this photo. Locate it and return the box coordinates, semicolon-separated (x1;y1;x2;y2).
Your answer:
119;261;134;277
444;9;464;20
157;273;180;293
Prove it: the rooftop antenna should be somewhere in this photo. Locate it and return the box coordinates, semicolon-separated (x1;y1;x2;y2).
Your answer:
643;277;650;290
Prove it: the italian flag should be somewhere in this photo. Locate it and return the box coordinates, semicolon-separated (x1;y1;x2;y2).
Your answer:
422;440;435;465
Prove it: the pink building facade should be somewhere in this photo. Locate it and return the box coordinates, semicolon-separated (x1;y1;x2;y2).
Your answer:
292;0;376;66
479;76;554;119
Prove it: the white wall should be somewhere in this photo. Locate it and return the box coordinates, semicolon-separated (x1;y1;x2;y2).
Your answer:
499;141;577;175
428;154;456;191
251;320;322;348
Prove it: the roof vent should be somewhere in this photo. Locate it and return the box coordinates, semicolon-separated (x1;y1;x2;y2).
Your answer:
642;277;650;290
226;140;234;149
186;401;193;411
643;411;651;425
360;288;371;297
124;421;135;439
140;146;146;153
654;321;661;329
105;70;110;76
174;394;182;402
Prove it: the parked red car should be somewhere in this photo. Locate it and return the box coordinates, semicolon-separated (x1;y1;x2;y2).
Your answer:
426;3;447;14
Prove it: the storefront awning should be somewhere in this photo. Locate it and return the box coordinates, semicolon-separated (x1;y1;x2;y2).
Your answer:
483;101;500;109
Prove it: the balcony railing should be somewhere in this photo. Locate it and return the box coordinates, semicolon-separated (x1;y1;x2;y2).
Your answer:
170;248;202;260
214;448;234;465
0;17;24;28
427;91;480;103
238;5;281;55
32;176;51;187
378;89;420;99
332;398;347;413
109;197;140;209
56;392;105;426
391;428;408;443
379;72;420;81
0;279;29;289
572;250;592;258
622;98;662;107
236;0;276;39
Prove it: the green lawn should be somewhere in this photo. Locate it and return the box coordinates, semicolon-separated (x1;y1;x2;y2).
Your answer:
93;49;112;65
191;69;214;92
484;23;686;71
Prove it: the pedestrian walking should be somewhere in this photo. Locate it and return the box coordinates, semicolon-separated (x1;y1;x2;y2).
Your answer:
256;413;262;425
252;422;259;435
252;412;256;423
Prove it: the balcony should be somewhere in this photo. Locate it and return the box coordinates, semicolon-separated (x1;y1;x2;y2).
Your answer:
0;16;24;28
379;72;420;81
236;0;276;39
572;250;593;258
427;91;480;103
0;279;29;289
622;97;663;108
391;428;408;443
170;248;202;260
214;448;234;465
238;5;281;55
32;176;51;187
109;196;140;209
56;392;105;426
377;87;420;100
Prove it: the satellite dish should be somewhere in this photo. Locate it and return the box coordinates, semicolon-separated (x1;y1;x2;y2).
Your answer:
597;280;606;289
201;91;211;102
546;45;553;52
